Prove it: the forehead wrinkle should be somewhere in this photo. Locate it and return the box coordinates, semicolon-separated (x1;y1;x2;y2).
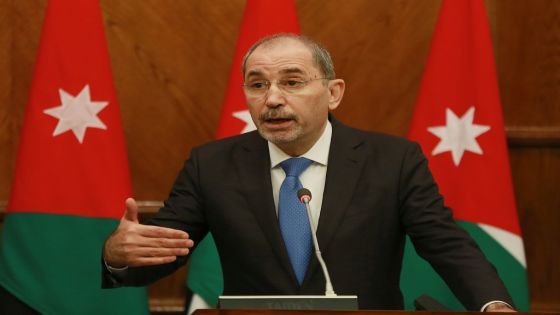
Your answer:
245;61;312;80
278;67;306;75
245;45;315;78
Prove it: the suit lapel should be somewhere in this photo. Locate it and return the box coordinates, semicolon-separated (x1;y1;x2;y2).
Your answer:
303;120;365;286
234;132;299;285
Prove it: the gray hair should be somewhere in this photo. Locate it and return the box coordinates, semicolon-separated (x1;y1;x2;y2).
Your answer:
241;33;336;80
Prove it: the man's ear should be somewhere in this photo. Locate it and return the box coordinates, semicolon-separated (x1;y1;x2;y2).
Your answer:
327;79;345;110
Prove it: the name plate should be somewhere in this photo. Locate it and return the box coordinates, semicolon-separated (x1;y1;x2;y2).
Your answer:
218;295;358;310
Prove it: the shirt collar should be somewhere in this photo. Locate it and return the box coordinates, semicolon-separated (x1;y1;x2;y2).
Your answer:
269;121;332;168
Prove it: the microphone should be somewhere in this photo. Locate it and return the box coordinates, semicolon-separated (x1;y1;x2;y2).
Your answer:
297;188;312;203
297;188;336;296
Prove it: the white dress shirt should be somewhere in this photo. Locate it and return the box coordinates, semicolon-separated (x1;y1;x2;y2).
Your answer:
268;121;332;231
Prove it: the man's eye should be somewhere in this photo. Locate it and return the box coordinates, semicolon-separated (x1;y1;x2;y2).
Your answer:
284;80;304;87
250;82;267;89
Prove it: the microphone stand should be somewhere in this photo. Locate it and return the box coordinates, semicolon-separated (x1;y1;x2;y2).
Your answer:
300;194;336;296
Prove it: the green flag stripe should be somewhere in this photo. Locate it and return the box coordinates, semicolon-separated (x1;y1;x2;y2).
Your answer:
460;222;529;310
478;223;526;268
400;220;528;311
0;213;148;315
187;234;223;306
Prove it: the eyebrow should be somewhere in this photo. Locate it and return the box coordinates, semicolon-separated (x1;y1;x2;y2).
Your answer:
245;67;308;80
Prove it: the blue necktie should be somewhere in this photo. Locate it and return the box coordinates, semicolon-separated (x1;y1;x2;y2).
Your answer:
278;157;313;285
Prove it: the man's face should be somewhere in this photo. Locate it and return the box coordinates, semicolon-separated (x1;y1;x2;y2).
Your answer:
243;38;343;156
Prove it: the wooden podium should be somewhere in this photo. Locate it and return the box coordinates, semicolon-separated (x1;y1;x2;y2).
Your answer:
194;311;557;315
194;311;419;315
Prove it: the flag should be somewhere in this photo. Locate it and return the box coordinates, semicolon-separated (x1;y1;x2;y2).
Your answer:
0;0;149;314
186;0;300;312
403;0;529;310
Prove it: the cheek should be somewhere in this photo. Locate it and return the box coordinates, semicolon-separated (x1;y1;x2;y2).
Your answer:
304;95;330;117
295;103;328;131
247;102;263;119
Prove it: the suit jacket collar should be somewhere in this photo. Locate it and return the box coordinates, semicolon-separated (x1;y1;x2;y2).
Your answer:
317;117;365;247
302;117;366;287
235;132;300;287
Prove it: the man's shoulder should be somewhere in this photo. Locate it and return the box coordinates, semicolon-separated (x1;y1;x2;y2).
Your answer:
191;130;265;155
333;119;417;150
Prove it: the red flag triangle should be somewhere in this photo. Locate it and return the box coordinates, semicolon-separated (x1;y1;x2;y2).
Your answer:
0;2;148;314
408;0;521;236
7;0;131;219
404;2;528;310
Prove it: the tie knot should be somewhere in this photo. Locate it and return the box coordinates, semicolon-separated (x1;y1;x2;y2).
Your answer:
280;157;312;177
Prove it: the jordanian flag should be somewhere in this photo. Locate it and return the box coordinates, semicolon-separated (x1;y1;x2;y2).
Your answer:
403;0;529;310
0;0;148;314
186;0;300;312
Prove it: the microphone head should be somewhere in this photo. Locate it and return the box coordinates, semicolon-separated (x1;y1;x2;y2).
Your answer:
297;188;312;203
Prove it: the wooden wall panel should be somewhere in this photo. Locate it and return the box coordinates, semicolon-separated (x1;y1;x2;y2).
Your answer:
510;148;560;312
0;0;558;313
0;0;46;199
489;1;560;308
490;0;560;127
488;0;560;146
0;0;12;200
297;0;440;136
100;0;245;200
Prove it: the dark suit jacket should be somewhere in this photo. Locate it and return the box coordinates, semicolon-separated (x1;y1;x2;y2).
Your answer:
102;118;512;310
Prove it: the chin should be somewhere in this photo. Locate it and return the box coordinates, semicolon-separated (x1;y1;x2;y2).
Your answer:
258;129;300;145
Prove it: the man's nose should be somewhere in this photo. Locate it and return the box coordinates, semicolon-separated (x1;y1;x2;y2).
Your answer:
264;83;285;108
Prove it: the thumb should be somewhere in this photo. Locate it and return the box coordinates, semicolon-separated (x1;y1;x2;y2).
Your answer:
123;197;139;223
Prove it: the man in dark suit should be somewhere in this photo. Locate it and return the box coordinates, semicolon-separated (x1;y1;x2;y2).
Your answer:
102;34;514;311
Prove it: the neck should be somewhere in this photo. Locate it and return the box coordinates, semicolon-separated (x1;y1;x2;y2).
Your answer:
277;142;313;157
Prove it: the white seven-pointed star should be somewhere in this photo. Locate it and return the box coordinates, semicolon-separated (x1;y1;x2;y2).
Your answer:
232;110;257;133
43;84;109;143
427;106;490;166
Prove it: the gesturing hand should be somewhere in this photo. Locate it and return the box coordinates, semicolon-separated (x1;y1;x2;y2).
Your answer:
103;198;194;268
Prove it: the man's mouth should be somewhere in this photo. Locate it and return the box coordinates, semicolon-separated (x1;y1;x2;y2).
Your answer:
262;117;295;129
265;117;292;124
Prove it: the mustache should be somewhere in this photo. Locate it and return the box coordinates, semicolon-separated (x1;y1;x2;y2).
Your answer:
259;108;296;121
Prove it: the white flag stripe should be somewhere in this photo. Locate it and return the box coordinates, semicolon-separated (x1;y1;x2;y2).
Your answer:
478;223;527;268
187;293;212;315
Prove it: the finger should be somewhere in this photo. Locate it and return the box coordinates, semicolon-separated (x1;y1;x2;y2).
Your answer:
133;246;191;258
136;225;190;240
124;198;139;223
122;247;191;267
137;237;194;249
128;255;179;267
